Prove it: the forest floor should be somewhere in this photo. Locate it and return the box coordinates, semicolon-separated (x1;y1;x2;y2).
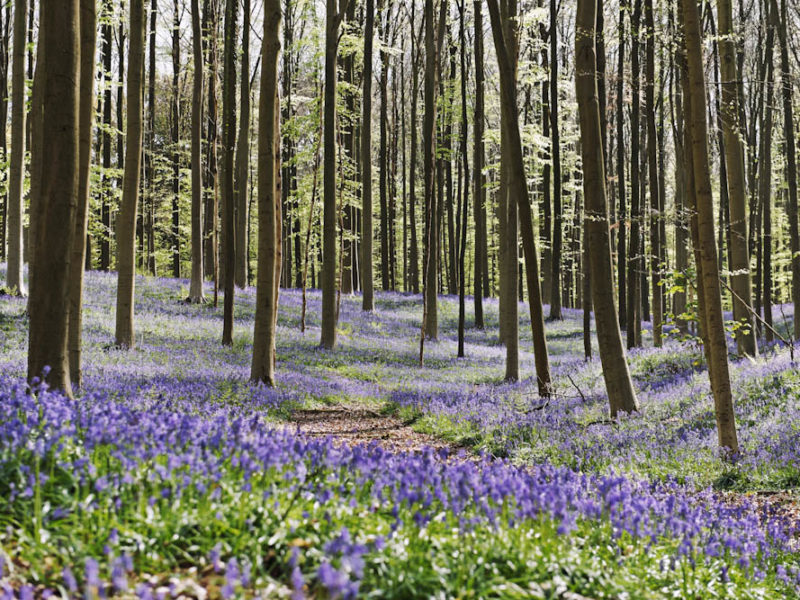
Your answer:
1;269;800;598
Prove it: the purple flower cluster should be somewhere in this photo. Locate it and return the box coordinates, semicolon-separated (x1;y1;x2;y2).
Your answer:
1;378;798;596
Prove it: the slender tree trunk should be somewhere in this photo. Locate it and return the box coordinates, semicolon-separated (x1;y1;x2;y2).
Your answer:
220;0;237;346
115;0;146;349
321;0;345;349
760;7;775;342
189;0;205;302
457;0;469;355
717;0;756;355
487;0;552;394
100;0;113;271
548;0;562;320
251;0;282;385
145;0;157;275
6;0;27;295
422;0;440;341
379;0;390;291
680;0;738;453
67;0;97;388
234;0;251;288
361;0;375;309
0;7;8;265
616;0;627;328
171;0;181;278
27;0;80;395
626;0;642;348
575;0;638;415
644;0;661;346
473;0;485;328
772;0;799;340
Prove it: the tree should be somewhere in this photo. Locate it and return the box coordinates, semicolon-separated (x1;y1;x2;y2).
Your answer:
487;0;552;394
28;0;81;394
6;0;27;296
472;0;485;329
221;0;238;346
361;0;375;310
575;0;639;416
772;0;799;341
679;0;738;453
320;0;348;349
67;0;97;388
188;0;205;302
100;0;113;271
759;3;776;342
457;0;469;356
627;0;642;348
547;0;562;321
251;0;282;386
171;0;181;279
234;0;251;288
644;0;661;347
716;0;756;356
115;0;146;349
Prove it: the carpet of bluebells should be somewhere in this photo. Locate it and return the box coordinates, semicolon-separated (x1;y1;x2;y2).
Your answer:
0;269;799;598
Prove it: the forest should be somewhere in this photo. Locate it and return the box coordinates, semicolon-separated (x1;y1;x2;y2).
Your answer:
1;0;800;596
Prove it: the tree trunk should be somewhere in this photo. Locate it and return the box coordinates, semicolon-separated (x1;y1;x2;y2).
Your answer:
100;0;113;272
680;0;739;454
717;0;756;355
189;0;205;302
321;0;345;349
472;0;485;328
760;6;775;342
27;0;80;395
234;0;251;288
644;0;661;347
772;0;799;340
576;0;639;416
422;0;440;341
6;0;27;295
361;0;375;310
220;0;237;346
548;0;562;320
115;0;146;349
379;0;390;291
145;0;157;275
67;0;97;388
171;0;181;279
457;0;469;356
0;6;8;265
627;0;642;348
487;0;552;394
251;0;282;386
616;0;627;328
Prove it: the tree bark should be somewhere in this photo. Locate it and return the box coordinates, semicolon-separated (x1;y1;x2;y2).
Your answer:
234;0;251;288
716;0;756;355
251;0;282;386
100;0;113;271
627;0;642;348
220;0;238;346
28;0;80;395
548;0;562;320
576;0;639;416
189;0;205;302
6;0;27;295
171;0;181;279
115;0;146;349
644;0;661;347
361;0;375;310
487;0;552;394
472;0;485;328
67;0;97;388
680;0;739;453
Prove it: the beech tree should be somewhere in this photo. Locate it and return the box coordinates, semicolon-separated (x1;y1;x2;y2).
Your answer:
27;0;81;394
115;0;146;349
251;0;282;385
188;0;205;302
575;0;638;416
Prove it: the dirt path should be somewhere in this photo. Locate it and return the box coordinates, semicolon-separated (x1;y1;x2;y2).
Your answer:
288;403;455;454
